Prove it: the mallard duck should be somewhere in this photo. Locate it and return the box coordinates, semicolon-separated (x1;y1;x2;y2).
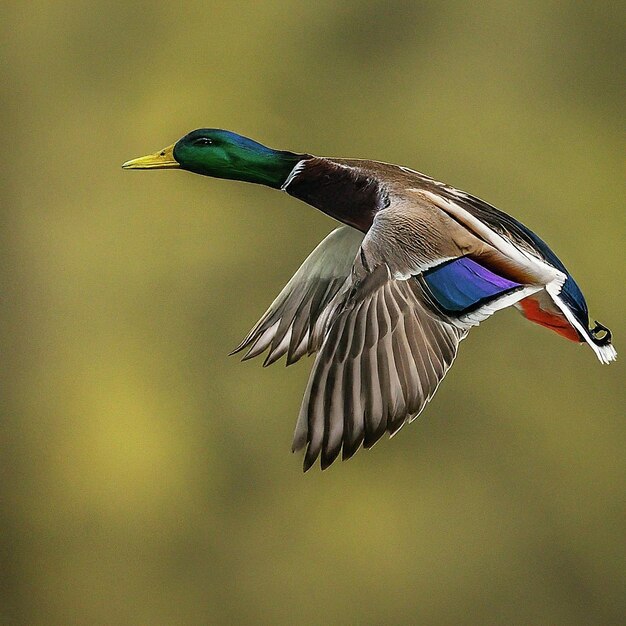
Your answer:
123;129;616;470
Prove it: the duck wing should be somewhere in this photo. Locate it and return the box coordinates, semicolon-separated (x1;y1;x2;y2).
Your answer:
231;226;364;366
292;256;470;471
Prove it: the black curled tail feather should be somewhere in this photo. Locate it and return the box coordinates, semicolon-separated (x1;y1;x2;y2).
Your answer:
589;321;612;347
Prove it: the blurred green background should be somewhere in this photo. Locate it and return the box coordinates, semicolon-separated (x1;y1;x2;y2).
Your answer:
1;2;624;624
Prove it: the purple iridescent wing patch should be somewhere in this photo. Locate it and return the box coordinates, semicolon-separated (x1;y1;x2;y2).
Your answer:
423;257;522;314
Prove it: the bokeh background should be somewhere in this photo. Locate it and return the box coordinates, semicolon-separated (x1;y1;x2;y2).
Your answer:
1;2;624;624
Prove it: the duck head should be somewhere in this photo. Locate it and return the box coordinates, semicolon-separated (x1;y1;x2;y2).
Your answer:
122;129;306;189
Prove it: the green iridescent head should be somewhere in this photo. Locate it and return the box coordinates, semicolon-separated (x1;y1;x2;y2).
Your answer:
122;129;306;189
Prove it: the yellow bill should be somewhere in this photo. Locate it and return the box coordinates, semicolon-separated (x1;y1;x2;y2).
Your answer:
122;143;179;169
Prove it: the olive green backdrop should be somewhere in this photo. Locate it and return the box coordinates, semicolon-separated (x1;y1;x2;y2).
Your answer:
1;2;624;624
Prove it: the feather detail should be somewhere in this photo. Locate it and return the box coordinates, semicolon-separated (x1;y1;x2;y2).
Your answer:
423;257;523;314
295;264;468;470
231;226;364;364
550;294;617;364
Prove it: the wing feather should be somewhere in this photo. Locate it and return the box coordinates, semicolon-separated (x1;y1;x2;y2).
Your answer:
231;226;364;364
295;262;468;470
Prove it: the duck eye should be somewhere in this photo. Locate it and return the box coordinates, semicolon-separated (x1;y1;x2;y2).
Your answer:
194;137;213;146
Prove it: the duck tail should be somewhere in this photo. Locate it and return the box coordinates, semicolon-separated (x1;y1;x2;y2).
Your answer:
587;321;617;364
544;286;617;364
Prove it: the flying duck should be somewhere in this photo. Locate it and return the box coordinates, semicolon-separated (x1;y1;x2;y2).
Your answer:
123;129;616;470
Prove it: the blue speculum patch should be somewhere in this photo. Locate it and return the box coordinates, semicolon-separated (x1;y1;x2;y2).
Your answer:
423;257;522;314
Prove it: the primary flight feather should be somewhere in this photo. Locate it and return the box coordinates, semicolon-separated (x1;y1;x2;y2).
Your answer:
123;129;616;471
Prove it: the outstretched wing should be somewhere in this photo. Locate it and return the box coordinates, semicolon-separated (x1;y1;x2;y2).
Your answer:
231;226;364;365
292;262;469;471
